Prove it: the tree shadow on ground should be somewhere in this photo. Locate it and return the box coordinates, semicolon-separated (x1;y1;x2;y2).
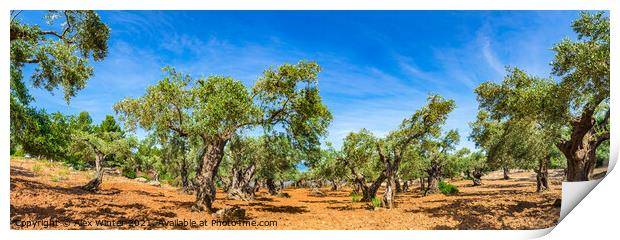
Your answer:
256;204;309;214
299;199;342;204
326;205;356;211
130;190;165;198
11;166;35;177
404;197;557;229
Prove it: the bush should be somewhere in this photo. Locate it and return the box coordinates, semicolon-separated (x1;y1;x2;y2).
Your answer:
371;196;382;208
122;168;137;179
438;181;459;195
351;193;362;202
13;148;25;157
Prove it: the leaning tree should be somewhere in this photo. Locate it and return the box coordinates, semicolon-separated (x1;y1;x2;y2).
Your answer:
115;61;332;212
475;68;566;191
417;129;460;194
378;95;455;208
339;95;455;208
73;119;135;191
339;129;385;202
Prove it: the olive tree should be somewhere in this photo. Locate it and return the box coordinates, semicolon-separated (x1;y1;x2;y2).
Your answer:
339;129;384;202
73;124;135;192
418;129;460;194
475;12;609;182
311;143;349;191
378;95;455;208
115;61;332;212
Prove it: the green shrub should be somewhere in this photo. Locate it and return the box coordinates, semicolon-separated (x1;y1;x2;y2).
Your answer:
351;193;362;202
13;149;25;157
371;196;382;208
122;168;137;179
438;181;459;195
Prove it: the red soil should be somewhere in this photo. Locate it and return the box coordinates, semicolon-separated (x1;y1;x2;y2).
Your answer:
10;158;566;230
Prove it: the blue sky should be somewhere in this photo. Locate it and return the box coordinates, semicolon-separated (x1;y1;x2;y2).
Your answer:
20;10;582;150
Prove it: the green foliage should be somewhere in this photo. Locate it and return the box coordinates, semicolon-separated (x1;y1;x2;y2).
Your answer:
122;168;137;179
351;193;362;202
310;142;349;183
596;140;610;167
471;12;609;181
50;175;61;182
371;196;382;208
438;181;459;195
10;10;110;105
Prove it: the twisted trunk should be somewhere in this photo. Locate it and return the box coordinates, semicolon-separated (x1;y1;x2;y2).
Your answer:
330;180;340;191
425;160;441;194
343;157;386;202
536;156;550;192
82;152;105;191
472;169;482;186
558;105;609;182
266;178;280;195
402;180;410;192
379;146;401;209
180;157;190;193
193;138;227;213
227;163;256;200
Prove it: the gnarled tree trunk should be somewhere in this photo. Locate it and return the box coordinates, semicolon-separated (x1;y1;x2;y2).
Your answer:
180;157;191;193
379;146;401;209
330;180;340;191
536;156;550;192
425;160;441;194
227;163;256;200
265;178;280;195
557;107;608;182
359;173;386;202
402;180;410;192
193;139;227;213
472;169;482;186
82;152;105;191
395;178;402;193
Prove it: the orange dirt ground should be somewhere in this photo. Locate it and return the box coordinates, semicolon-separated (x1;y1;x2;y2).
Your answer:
11;158;593;230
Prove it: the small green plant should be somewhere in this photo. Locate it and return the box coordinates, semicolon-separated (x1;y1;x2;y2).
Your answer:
31;164;43;174
351;193;362;202
58;169;70;177
13;149;25;157
371;196;382;209
438;181;459;195
50;175;61;182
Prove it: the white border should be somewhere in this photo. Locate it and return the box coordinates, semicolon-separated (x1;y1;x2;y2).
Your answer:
2;1;616;240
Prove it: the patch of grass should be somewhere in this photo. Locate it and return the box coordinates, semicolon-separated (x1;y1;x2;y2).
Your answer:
31;164;43;175
438;181;459;195
351;193;362;202
371;196;382;209
50;175;61;182
58;168;70;177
